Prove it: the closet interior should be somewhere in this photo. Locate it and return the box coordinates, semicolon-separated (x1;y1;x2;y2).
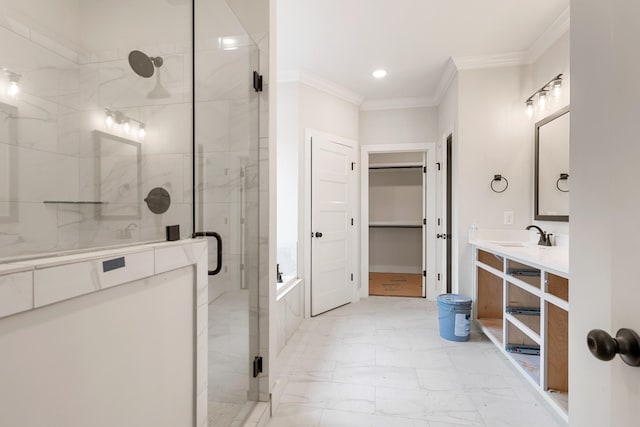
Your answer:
368;152;425;297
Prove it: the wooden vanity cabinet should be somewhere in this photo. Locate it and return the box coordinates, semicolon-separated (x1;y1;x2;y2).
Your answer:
474;246;569;422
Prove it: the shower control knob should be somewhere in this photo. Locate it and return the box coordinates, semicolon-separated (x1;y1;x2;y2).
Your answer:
587;328;640;367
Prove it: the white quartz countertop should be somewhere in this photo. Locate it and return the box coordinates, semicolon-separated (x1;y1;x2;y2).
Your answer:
471;239;569;276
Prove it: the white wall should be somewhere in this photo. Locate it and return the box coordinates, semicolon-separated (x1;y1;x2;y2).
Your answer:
299;84;360;140
0;267;195;427
455;66;531;297
276;82;299;276
276;80;360;284
438;77;458;141
360;106;438;145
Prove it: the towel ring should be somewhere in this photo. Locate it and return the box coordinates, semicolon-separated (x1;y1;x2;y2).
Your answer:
556;173;569;192
490;174;509;193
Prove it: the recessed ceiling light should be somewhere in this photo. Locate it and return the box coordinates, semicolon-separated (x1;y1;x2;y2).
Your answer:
372;69;387;79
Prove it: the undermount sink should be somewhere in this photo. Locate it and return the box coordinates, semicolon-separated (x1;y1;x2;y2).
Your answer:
492;241;530;247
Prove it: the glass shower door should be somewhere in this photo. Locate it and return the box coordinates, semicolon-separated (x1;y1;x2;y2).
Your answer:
194;1;260;424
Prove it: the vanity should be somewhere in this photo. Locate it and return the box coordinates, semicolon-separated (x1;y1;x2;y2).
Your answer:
471;240;568;421
470;103;570;422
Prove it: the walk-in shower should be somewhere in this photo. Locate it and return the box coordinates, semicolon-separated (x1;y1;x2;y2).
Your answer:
0;0;265;425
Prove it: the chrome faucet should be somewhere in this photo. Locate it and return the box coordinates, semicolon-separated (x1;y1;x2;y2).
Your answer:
526;225;552;246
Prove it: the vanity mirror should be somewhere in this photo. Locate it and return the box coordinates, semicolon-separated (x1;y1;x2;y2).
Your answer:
535;106;569;221
94;130;142;220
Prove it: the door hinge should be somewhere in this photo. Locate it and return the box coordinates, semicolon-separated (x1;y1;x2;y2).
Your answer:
350;273;354;281
423;218;426;225
436;162;441;171
423;166;426;173
253;356;263;377
437;218;441;226
351;162;356;171
253;71;263;92
437;273;441;281
351;218;354;226
423;270;426;277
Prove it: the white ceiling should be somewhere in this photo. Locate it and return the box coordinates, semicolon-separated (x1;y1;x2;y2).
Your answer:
277;0;569;105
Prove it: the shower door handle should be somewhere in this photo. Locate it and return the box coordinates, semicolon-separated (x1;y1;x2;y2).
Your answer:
193;231;222;275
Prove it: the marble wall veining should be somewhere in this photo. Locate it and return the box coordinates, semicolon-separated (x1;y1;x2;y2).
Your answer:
0;1;195;259
0;0;264;266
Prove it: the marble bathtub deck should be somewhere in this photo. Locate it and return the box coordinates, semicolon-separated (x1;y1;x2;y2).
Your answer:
269;297;566;427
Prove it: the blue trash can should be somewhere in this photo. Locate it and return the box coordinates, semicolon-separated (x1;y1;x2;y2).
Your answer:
437;294;472;342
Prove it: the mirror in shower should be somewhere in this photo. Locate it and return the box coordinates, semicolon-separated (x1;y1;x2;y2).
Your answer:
94;130;141;220
535;106;570;221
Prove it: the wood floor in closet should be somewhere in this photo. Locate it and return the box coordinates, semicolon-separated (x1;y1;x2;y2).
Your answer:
369;272;422;297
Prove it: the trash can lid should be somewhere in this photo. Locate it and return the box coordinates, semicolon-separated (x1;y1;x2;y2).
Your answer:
437;293;472;305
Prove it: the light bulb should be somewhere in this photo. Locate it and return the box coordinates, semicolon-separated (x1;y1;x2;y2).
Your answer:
537;91;547;109
526;100;534;118
138;125;146;140
123;120;131;134
7;80;19;97
105;113;114;128
552;80;562;98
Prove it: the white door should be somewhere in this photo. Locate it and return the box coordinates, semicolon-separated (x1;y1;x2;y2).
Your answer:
311;134;354;316
572;2;640;425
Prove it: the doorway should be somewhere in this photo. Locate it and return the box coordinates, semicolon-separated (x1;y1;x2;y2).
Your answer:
361;143;437;300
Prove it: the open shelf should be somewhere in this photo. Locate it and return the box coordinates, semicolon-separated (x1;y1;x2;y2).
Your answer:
477;318;503;346
474;245;569;420
510;352;541;385
369;220;422;228
547;390;569;413
506;313;541;344
369;162;423;169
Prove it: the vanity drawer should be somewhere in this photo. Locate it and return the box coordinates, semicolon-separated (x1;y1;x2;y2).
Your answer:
34;250;155;307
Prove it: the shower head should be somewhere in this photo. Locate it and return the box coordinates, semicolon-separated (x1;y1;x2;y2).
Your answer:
128;50;164;78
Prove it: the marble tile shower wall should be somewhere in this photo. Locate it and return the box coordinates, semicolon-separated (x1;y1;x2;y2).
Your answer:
0;6;259;267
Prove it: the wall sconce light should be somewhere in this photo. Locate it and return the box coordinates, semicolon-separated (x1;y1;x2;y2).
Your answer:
4;70;21;98
525;73;563;118
490;174;509;193
104;108;146;141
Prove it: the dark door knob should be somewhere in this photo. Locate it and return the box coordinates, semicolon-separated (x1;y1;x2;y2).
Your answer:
587;328;640;367
315;232;323;238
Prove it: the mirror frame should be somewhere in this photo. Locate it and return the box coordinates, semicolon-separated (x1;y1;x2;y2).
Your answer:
534;105;570;222
93;130;142;220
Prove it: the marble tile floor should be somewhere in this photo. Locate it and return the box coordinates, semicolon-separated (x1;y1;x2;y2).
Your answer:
208;289;257;427
269;296;566;427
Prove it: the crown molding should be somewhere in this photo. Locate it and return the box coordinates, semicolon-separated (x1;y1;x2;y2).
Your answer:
360;97;435;112
277;69;364;106
526;6;570;64
452;51;528;70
